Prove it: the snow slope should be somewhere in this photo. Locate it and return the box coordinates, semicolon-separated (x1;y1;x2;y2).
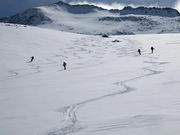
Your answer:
0;23;180;135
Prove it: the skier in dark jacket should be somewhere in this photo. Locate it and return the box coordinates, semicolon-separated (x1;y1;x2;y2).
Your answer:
63;62;67;70
151;46;155;54
30;56;34;62
138;49;141;55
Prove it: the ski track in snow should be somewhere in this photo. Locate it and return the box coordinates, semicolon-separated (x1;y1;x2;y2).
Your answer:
1;36;137;81
2;24;180;135
88;114;177;133
0;32;169;135
0;57;60;81
45;38;169;135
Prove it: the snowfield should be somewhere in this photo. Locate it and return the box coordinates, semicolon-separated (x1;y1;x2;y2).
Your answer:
0;23;180;135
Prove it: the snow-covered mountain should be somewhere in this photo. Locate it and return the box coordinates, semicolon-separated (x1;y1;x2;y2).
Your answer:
118;6;180;17
66;0;177;7
1;1;180;35
1;23;180;135
0;8;52;26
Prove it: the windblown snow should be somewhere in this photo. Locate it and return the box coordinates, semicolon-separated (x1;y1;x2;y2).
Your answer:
1;1;180;35
0;23;180;135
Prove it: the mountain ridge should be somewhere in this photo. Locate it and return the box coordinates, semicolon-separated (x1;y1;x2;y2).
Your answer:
1;1;180;35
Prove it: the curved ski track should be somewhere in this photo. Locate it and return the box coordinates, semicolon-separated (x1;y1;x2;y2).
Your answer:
46;39;168;135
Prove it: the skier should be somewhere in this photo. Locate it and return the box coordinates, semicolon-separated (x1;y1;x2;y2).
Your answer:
138;49;141;55
63;61;67;70
30;56;34;62
151;46;155;54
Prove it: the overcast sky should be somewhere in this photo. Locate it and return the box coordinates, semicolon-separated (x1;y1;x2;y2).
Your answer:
0;0;59;17
0;0;178;17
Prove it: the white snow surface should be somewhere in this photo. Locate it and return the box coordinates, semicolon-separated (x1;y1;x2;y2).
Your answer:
0;23;180;135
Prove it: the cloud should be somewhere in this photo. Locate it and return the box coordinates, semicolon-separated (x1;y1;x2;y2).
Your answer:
69;1;125;10
69;0;161;10
68;0;180;13
68;0;177;7
175;0;180;12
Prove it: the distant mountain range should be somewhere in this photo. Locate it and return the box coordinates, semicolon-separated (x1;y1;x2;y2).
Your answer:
1;1;180;35
66;0;177;7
